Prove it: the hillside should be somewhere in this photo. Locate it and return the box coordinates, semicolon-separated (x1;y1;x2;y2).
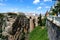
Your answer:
29;26;49;40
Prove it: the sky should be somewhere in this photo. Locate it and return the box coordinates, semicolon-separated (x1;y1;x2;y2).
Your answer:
0;0;56;14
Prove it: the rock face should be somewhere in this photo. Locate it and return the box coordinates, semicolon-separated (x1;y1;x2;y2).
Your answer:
10;15;30;40
0;13;39;40
26;15;38;32
46;16;60;40
30;17;35;32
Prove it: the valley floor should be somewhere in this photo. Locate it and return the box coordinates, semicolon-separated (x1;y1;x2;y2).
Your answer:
29;26;49;40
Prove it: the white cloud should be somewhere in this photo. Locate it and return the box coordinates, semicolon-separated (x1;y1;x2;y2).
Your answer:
0;3;6;6
0;7;19;12
44;0;52;2
40;3;47;6
37;6;42;10
45;6;50;8
33;0;40;4
8;8;19;12
40;3;44;5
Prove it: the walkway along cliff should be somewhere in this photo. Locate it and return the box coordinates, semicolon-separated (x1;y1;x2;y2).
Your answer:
46;16;60;40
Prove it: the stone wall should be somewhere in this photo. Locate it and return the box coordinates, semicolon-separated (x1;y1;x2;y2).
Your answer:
8;15;30;40
29;17;35;32
46;16;60;40
27;16;38;32
0;13;38;40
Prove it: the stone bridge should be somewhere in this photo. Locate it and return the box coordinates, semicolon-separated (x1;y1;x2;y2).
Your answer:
46;16;60;40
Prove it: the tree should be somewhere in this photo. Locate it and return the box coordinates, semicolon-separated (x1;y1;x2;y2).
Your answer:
53;1;60;16
49;1;60;16
38;14;42;26
42;16;47;26
56;1;60;13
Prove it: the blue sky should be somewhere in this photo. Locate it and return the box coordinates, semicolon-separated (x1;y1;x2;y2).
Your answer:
0;0;56;14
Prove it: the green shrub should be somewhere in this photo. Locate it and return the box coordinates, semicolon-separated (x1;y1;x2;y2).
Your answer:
42;16;47;26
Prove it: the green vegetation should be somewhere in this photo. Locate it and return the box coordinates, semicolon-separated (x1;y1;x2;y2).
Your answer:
38;14;42;26
8;12;17;16
0;14;5;18
38;13;47;26
29;26;49;40
49;1;60;16
42;16;47;26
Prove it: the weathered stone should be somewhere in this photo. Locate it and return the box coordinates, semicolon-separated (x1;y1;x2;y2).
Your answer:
46;16;60;40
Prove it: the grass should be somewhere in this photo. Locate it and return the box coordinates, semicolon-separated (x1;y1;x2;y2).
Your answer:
29;26;49;40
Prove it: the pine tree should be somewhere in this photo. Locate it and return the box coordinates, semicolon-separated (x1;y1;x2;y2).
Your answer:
38;14;42;26
49;1;60;16
53;1;60;16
